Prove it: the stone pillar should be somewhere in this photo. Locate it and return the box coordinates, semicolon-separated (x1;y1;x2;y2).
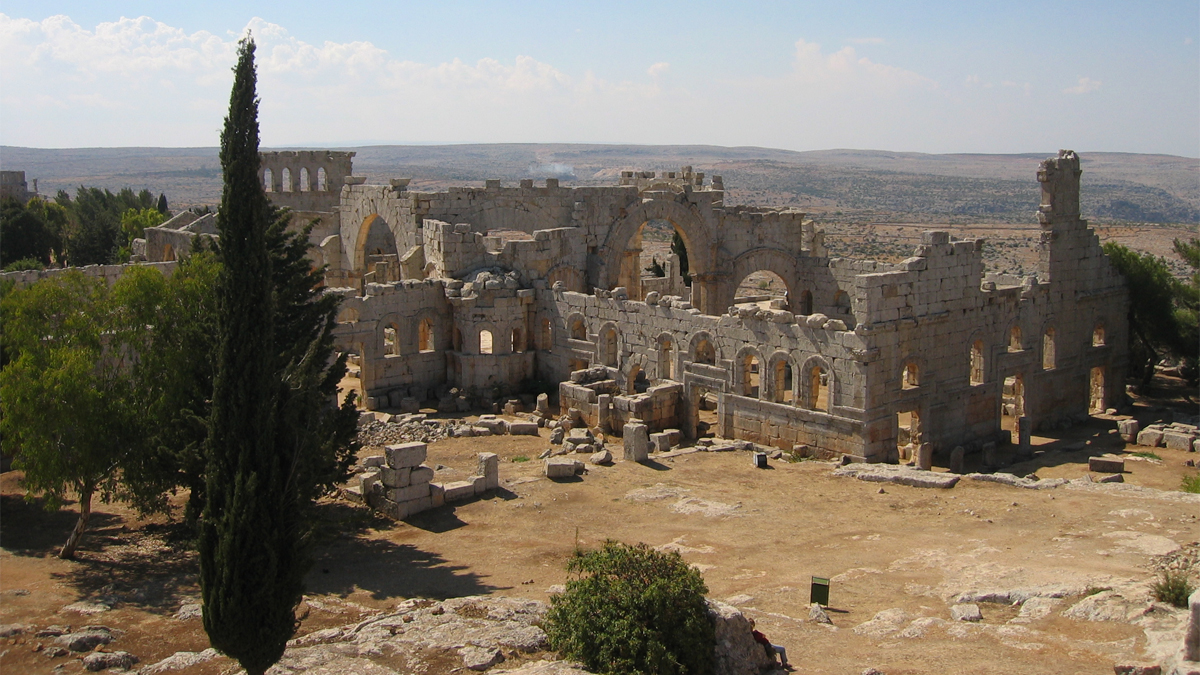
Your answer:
916;443;933;471
597;394;612;433
477;452;499;491
949;446;966;475
1016;417;1032;457
623;421;649;462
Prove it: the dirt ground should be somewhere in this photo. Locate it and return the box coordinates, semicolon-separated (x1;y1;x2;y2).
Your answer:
2;385;1198;675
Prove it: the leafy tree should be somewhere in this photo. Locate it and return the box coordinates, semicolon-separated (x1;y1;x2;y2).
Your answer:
1;197;58;267
1103;242;1189;387
0;271;141;558
120;207;166;243
199;36;302;675
545;541;715;675
56;186;160;265
1172;237;1199;382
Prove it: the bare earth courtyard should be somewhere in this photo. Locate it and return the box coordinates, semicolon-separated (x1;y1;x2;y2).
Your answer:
2;381;1198;675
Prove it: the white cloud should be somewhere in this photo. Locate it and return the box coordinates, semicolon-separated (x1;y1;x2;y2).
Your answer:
1063;76;1101;95
647;62;670;78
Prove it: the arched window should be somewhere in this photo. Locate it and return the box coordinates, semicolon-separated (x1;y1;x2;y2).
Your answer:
479;329;494;355
263;168;274;192
902;362;919;389
317;167;328;191
571;318;587;340
773;359;794;403
383;322;399;356
599;326;618;366
540;318;553;352
741;353;761;398
809;366;830;412
659;336;674;380
418;317;435;352
1009;325;1022;352
834;290;851;314
798;290;813;316
299;167;310;192
1092;324;1105;347
694;338;716;365
281;167;292;192
512;327;525;353
1042;327;1056;370
970;340;985;385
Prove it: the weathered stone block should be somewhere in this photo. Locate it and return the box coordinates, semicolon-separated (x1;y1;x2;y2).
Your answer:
379;466;410;488
362;454;385;468
1136;429;1164;447
1163;431;1195;451
950;604;982;622
650;432;671;453
507;421;539;436
443;480;476;502
388;483;430;503
545;457;582;478
1088;455;1125;473
623;422;649;462
385;442;427;468
429;482;446;508
410;465;435;485
477;452;499;490
1117;418;1140;443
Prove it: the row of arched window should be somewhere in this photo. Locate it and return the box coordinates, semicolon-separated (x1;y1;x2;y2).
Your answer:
736;350;833;412
381;317;438;356
261;167;331;193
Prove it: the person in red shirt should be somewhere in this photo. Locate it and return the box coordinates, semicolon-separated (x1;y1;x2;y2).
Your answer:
749;618;789;668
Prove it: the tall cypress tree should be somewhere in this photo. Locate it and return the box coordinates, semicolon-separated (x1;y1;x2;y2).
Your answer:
199;36;301;675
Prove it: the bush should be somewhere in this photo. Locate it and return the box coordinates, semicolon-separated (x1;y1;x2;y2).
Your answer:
1182;472;1200;494
1151;569;1195;608
544;541;714;675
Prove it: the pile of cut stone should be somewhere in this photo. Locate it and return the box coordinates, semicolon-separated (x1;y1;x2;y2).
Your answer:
344;442;499;520
357;412;451;446
448;413;540;438
1135;421;1200;452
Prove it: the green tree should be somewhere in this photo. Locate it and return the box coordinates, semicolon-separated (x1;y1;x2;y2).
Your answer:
157;192;171;216
199;36;301;675
120;207;167;244
0;271;140;558
545;541;715;675
1172;237;1199;382
1103;242;1188;387
56;186;160;265
1;197;57;267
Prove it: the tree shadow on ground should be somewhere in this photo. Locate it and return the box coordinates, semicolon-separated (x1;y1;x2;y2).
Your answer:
0;492;122;555
305;499;503;601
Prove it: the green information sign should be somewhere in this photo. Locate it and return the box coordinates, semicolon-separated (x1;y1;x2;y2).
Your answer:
810;576;830;606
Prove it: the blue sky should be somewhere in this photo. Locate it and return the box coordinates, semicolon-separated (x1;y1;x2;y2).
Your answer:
1;1;1196;155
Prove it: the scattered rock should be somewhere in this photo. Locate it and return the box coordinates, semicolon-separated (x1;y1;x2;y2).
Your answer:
950;604;983;622
491;661;592;675
0;624;30;638
62;600;112;615
966;472;1067;490
589;449;612;465
853;609;911;637
1112;665;1161;675
36;625;70;638
173;604;202;621
809;603;833;624
54;627;118;652
82;650;138;672
138;648;221;674
43;646;69;658
834;464;960;489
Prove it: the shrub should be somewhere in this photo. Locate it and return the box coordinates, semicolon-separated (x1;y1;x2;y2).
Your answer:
544;541;714;675
1151;570;1195;608
1182;472;1200;494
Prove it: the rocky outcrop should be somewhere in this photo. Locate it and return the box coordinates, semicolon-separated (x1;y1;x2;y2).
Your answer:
708;599;777;675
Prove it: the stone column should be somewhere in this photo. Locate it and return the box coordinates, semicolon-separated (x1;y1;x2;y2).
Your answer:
623;421;649;462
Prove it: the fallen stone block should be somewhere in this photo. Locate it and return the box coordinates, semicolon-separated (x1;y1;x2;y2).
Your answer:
965;473;1067;490
589;449;613;465
385;442;427;469
362;454;385;468
1136;429;1164;447
545;458;582;479
1163;430;1196;451
650;432;672;453
429;482;445;508
1098;473;1124;483
55;628;117;652
340;485;363;503
477;453;499;490
1117;419;1140;443
1088;455;1125;474
83;651;138;672
664;429;682;445
950;604;982;622
833;464;961;489
508;421;539;436
357;469;381;495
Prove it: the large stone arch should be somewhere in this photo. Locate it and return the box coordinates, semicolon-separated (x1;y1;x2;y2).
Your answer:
355;213;399;272
722;247;802;313
599;196;716;312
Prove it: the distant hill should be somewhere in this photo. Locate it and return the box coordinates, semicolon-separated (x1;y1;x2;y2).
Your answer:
1;144;1195;224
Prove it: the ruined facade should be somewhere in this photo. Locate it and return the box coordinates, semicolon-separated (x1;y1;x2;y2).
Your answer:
276;150;1128;463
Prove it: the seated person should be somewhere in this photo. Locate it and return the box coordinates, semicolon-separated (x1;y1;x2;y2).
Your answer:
749;618;788;668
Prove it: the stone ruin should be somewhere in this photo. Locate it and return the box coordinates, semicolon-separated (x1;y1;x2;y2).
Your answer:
131;150;1127;470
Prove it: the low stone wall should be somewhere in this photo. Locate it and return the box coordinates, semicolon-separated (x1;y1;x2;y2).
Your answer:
0;261;177;288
